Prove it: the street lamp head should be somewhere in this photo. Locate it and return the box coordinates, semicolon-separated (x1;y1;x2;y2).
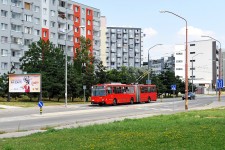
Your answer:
159;10;166;13
201;35;211;38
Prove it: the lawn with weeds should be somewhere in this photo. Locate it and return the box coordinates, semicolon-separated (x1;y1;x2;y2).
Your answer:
1;108;225;149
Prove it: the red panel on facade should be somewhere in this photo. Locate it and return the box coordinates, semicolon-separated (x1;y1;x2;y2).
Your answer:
73;4;81;58
42;28;49;41
86;8;93;54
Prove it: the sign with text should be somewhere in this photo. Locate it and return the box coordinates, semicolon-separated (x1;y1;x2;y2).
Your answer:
217;79;224;89
9;74;41;93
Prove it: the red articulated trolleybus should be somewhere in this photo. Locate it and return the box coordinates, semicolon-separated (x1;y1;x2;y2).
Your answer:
91;83;157;106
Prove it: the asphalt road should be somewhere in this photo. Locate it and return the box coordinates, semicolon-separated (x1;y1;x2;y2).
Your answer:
0;95;224;133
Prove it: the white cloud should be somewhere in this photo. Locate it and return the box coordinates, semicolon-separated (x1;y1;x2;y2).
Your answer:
177;26;215;40
143;27;158;38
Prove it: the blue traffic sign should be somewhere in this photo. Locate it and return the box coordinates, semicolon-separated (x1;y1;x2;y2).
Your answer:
217;79;224;89
171;84;176;91
38;101;44;108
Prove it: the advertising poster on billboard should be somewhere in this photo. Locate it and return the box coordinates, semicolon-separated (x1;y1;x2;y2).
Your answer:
9;74;41;93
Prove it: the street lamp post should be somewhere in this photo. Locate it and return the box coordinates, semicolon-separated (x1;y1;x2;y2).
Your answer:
147;44;162;82
191;53;203;93
201;35;222;102
59;13;73;107
160;10;189;110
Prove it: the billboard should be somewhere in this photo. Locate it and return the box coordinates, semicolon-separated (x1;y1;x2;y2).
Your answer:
9;74;41;93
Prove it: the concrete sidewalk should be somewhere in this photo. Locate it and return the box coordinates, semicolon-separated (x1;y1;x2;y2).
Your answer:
0;101;225;139
0;105;22;109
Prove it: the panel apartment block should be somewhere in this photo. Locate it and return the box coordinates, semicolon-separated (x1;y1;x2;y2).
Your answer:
106;27;142;70
175;40;219;90
0;0;100;75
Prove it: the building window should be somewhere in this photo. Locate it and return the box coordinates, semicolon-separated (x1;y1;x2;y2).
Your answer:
34;29;40;36
52;0;56;5
50;32;55;38
24;39;32;46
51;10;55;16
1;23;7;30
50;21;55;27
24;14;32;22
176;60;183;63
1;36;8;43
11;50;22;57
75;38;79;43
11;0;21;7
59;1;65;7
1;10;7;17
75;6;79;12
43;8;47;15
2;0;8;4
75;17;79;22
82;8;85;14
11;12;21;19
176;52;183;55
43;31;47;37
87;30;91;35
87;10;91;15
176;68;183;70
34;18;40;24
43;20;47;26
1;49;8;56
24;2;31;10
24;26;32;34
87;20;91;26
11;37;22;44
11;24;22;32
81;18;85;24
1;62;8;70
34;6;40;12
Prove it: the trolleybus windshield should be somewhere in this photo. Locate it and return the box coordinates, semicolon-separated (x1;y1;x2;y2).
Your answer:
92;86;106;96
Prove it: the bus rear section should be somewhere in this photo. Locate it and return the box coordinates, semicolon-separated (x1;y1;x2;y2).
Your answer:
91;83;136;106
137;84;157;103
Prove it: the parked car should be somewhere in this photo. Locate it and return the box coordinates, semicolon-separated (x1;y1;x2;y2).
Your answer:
182;92;195;100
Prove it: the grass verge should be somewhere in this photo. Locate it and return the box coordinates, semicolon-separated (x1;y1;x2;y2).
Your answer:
1;108;225;149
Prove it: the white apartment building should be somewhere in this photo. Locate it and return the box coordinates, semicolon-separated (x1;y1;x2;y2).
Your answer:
175;40;219;90
0;0;101;75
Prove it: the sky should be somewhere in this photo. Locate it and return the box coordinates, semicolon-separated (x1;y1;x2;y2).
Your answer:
74;0;225;60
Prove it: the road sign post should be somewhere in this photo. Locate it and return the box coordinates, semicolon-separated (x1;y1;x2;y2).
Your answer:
217;79;223;102
38;101;44;115
171;85;176;111
83;85;86;102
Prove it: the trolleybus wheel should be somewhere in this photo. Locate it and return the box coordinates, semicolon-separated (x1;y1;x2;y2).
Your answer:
113;99;117;106
147;97;151;103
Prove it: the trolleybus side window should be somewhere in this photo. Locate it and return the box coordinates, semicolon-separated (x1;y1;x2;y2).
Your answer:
127;86;134;93
107;87;112;94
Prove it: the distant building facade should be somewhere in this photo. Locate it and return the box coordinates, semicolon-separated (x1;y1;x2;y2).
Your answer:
105;27;143;70
175;40;219;90
143;54;175;75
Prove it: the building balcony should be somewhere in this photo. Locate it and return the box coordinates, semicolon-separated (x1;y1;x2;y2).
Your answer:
58;28;66;33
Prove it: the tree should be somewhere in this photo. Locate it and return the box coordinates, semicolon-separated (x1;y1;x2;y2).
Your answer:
69;36;95;100
20;39;65;100
95;60;107;84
